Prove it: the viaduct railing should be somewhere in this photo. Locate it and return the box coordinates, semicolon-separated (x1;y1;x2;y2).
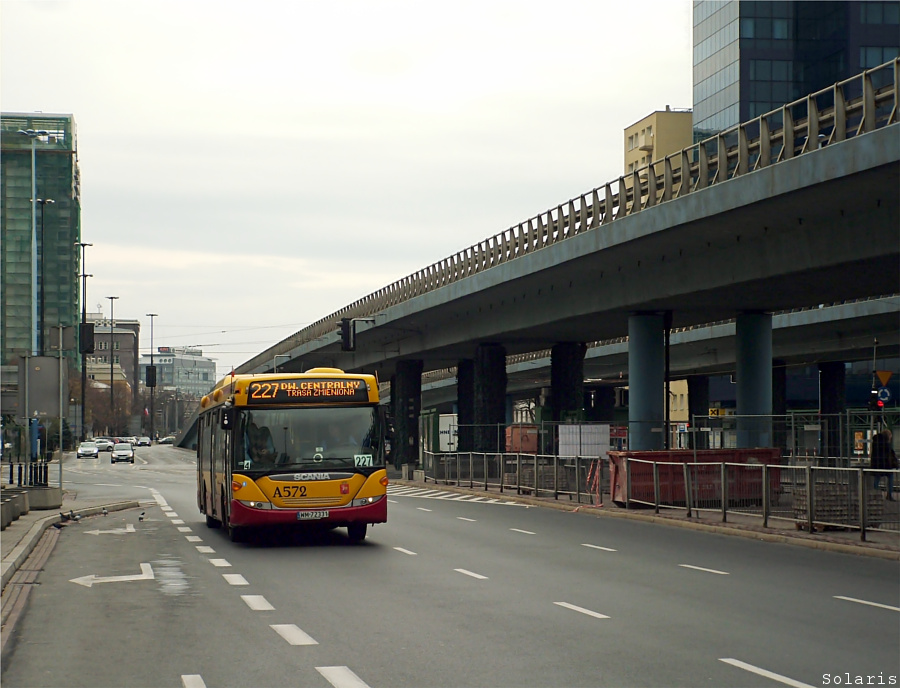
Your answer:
244;59;899;371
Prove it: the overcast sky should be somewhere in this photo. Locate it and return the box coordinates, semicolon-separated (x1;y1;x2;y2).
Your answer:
2;0;693;379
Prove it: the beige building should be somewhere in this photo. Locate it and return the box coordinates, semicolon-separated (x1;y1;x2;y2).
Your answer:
624;107;693;176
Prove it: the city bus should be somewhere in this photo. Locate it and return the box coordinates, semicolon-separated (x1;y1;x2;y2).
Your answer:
196;368;388;542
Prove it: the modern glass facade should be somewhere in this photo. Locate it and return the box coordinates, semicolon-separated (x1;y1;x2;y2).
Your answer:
0;113;81;367
693;1;900;137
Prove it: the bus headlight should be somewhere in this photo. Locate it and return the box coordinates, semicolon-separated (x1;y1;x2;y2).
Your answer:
351;495;384;507
237;500;272;509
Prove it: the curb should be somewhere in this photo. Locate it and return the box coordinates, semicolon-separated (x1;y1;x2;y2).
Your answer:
394;480;900;561
1;501;140;592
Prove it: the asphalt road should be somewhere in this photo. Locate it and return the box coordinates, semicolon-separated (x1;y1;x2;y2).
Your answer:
2;446;898;687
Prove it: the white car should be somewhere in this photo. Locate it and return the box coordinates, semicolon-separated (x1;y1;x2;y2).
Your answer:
77;441;99;459
93;438;114;452
137;437;151;447
111;442;135;464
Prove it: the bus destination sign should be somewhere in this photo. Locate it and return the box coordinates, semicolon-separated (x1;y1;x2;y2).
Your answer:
246;378;369;405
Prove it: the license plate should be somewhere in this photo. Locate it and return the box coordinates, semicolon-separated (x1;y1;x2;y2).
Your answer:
297;510;329;521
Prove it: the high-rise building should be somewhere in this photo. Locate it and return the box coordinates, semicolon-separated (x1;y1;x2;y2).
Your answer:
1;113;81;366
692;1;900;138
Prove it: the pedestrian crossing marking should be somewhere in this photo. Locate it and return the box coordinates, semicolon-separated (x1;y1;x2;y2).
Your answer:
387;485;524;506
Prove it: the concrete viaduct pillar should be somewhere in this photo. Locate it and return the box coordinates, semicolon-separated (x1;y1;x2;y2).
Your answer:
735;312;772;448
551;342;586;422
628;313;665;451
456;359;475;452
392;359;423;469
819;361;846;459
687;375;710;449
474;343;507;452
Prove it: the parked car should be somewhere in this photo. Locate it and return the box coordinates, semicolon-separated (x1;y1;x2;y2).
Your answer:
137;437;151;447
159;436;176;445
111;442;135;464
77;441;99;459
93;438;114;452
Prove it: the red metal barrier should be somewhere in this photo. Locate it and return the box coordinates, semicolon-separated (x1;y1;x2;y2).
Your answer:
608;449;782;506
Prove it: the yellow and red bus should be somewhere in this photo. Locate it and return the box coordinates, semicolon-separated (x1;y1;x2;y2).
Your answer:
196;368;388;542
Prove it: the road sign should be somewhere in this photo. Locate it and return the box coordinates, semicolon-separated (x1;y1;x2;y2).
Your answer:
875;370;893;387
878;387;891;402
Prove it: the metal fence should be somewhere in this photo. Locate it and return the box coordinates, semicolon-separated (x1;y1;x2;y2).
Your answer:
420;450;899;540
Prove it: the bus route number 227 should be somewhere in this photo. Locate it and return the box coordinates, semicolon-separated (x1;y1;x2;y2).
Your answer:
354;454;373;467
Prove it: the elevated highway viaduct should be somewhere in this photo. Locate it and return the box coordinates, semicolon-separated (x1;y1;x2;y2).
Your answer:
235;64;899;462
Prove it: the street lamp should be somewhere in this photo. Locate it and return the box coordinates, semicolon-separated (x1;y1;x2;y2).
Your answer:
35;198;54;355
146;313;157;441
18;128;48;356
107;296;119;435
75;242;92;442
274;354;290;373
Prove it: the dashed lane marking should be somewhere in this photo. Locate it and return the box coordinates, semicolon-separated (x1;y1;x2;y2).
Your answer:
181;675;207;688
510;528;535;535
833;596;900;612
241;595;274;611
394;547;417;556
457;517;477;522
679;564;729;575
223;573;249;586
455;568;488;580
582;544;617;552
196;546;215;554
209;559;231;567
317;666;371;688
554;602;610;619
271;624;318;645
719;658;815;688
186;536;202;542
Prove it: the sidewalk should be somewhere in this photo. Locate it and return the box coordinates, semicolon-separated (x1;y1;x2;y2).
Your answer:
389;470;900;560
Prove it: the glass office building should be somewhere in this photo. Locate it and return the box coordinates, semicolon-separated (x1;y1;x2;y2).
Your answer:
693;1;900;138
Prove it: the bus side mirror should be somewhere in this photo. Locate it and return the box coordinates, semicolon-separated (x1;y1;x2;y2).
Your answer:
221;408;235;430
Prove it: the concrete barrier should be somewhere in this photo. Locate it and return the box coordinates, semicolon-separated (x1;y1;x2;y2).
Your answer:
20;486;63;510
0;489;29;530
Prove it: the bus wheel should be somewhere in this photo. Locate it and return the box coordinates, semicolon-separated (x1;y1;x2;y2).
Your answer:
205;514;221;529
347;523;367;542
229;525;245;543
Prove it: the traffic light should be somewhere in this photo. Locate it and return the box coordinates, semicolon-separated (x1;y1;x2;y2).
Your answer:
868;389;884;411
79;322;95;354
340;317;355;351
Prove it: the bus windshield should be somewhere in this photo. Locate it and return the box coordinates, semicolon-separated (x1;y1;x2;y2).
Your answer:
235;406;382;472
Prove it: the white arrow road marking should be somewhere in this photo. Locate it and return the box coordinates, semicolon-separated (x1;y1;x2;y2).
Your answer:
70;563;154;588
84;524;136;535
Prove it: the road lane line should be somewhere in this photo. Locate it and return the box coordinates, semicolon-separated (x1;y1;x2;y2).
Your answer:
270;624;318;645
161;506;173;511
455;568;488;580
241;595;274;611
457;517;477;522
209;559;231;567
510;528;535;535
417;508;432;512
317;666;371;688
834;596;900;612
719;658;815;688
186;536;202;542
387;499;398;504
554;601;610;619
223;574;249;586
177;527;192;532
172;519;185;524
166;512;179;518
679;564;729;575
582;544;617;552
196;546;215;554
393;547;417;556
181;675;207;688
